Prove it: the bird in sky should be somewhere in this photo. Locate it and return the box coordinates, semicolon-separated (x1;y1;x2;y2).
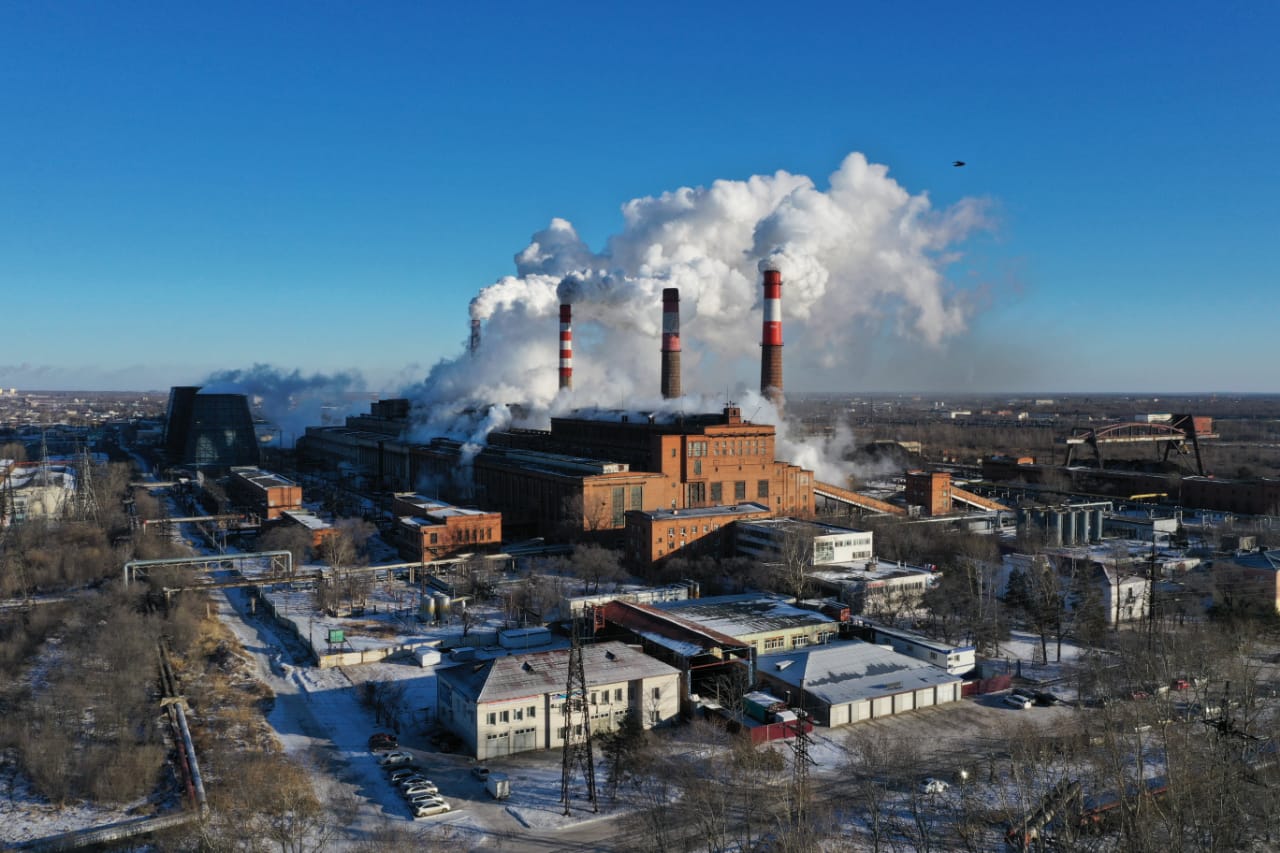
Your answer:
953;160;966;167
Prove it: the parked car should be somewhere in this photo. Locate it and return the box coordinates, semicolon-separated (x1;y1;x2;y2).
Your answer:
400;779;437;794
408;793;447;807
403;784;440;798
388;767;422;782
919;777;949;795
1003;694;1033;710
1033;690;1060;706
1011;687;1036;701
378;751;414;766
471;766;490;781
414;802;452;818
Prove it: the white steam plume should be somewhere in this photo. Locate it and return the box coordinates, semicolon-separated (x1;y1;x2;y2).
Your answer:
411;152;992;481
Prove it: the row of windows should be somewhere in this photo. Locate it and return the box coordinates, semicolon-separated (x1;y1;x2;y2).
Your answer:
486;704;538;726
689;439;770;457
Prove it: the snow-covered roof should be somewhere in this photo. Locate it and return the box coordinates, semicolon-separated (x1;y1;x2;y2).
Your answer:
760;641;961;706
439;641;679;704
651;593;834;639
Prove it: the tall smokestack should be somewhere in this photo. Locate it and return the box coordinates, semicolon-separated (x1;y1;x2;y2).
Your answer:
559;303;573;390
661;287;682;399
760;267;784;410
469;316;481;357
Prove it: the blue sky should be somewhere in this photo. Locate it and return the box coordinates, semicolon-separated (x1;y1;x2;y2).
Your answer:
1;2;1276;393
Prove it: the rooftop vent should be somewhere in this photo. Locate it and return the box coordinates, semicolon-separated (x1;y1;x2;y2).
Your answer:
522;661;534;673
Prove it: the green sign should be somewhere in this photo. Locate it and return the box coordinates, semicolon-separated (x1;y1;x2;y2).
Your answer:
327;629;345;644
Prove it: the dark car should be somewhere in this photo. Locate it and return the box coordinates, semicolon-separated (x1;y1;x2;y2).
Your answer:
1033;691;1059;706
369;732;398;752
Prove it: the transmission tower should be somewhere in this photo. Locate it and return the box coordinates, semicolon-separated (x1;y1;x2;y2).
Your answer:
73;443;101;524
786;708;815;826
560;618;598;815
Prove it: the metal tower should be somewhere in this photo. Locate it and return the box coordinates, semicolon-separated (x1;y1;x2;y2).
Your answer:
787;708;815;825
73;444;100;524
560;619;598;815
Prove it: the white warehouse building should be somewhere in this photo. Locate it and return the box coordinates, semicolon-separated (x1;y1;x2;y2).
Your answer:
436;642;681;760
756;640;963;727
736;518;873;565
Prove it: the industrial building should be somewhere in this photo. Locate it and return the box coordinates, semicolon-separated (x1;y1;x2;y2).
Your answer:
300;271;820;541
388;493;503;562
734;518;874;566
755;641;963;726
625;502;772;568
648;593;839;655
808;560;940;617
1019;501;1113;547
227;466;303;521
435;641;681;760
163;386;260;471
858;623;975;676
276;509;337;549
1213;550;1280;614
300;403;812;541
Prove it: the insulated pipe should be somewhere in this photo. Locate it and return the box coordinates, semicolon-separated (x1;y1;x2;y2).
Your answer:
760;268;784;409
661;288;682;399
559;304;573;390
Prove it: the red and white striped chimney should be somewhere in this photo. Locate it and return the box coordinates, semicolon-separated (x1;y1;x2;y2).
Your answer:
559;303;573;390
660;287;682;399
759;267;784;410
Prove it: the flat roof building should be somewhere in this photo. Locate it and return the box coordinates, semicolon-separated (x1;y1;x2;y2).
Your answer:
650;592;838;656
756;641;963;727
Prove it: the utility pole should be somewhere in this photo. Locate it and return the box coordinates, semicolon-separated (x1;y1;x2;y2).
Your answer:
560;617;598;815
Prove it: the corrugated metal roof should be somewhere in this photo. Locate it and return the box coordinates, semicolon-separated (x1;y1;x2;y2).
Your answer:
760;641;961;706
651;593;834;638
438;641;679;704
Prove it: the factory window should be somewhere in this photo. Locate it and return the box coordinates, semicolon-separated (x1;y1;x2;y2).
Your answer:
734;481;746;501
687;483;705;505
500;710;509;723
688;441;707;457
693;459;702;476
615;688;623;701
429;533;438;544
529;706;536;718
757;480;769;499
514;708;523;720
652;686;661;700
487;713;496;725
710;482;722;503
763;636;785;651
630;485;643;509
612;486;626;526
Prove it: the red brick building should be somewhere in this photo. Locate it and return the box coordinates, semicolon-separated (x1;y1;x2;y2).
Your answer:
390;493;503;562
905;471;952;517
227;467;303;521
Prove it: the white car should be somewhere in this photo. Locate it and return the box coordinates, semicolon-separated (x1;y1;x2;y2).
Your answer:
1003;694;1032;710
403;784;439;798
919;777;950;795
378;751;414;766
414;802;451;818
409;793;447;807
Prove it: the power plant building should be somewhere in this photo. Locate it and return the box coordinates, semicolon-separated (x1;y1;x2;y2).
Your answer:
163;386;260;471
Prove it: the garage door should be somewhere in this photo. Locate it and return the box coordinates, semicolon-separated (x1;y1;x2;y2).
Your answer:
893;692;914;714
915;688;934;708
485;732;509;759
830;704;849;726
938;682;958;704
871;696;892;718
513;727;537;752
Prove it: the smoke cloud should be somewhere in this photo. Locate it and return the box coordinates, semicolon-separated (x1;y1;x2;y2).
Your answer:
409;153;990;460
202;364;368;447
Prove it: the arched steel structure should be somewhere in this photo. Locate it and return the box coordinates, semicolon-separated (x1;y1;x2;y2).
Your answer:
1060;416;1216;475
